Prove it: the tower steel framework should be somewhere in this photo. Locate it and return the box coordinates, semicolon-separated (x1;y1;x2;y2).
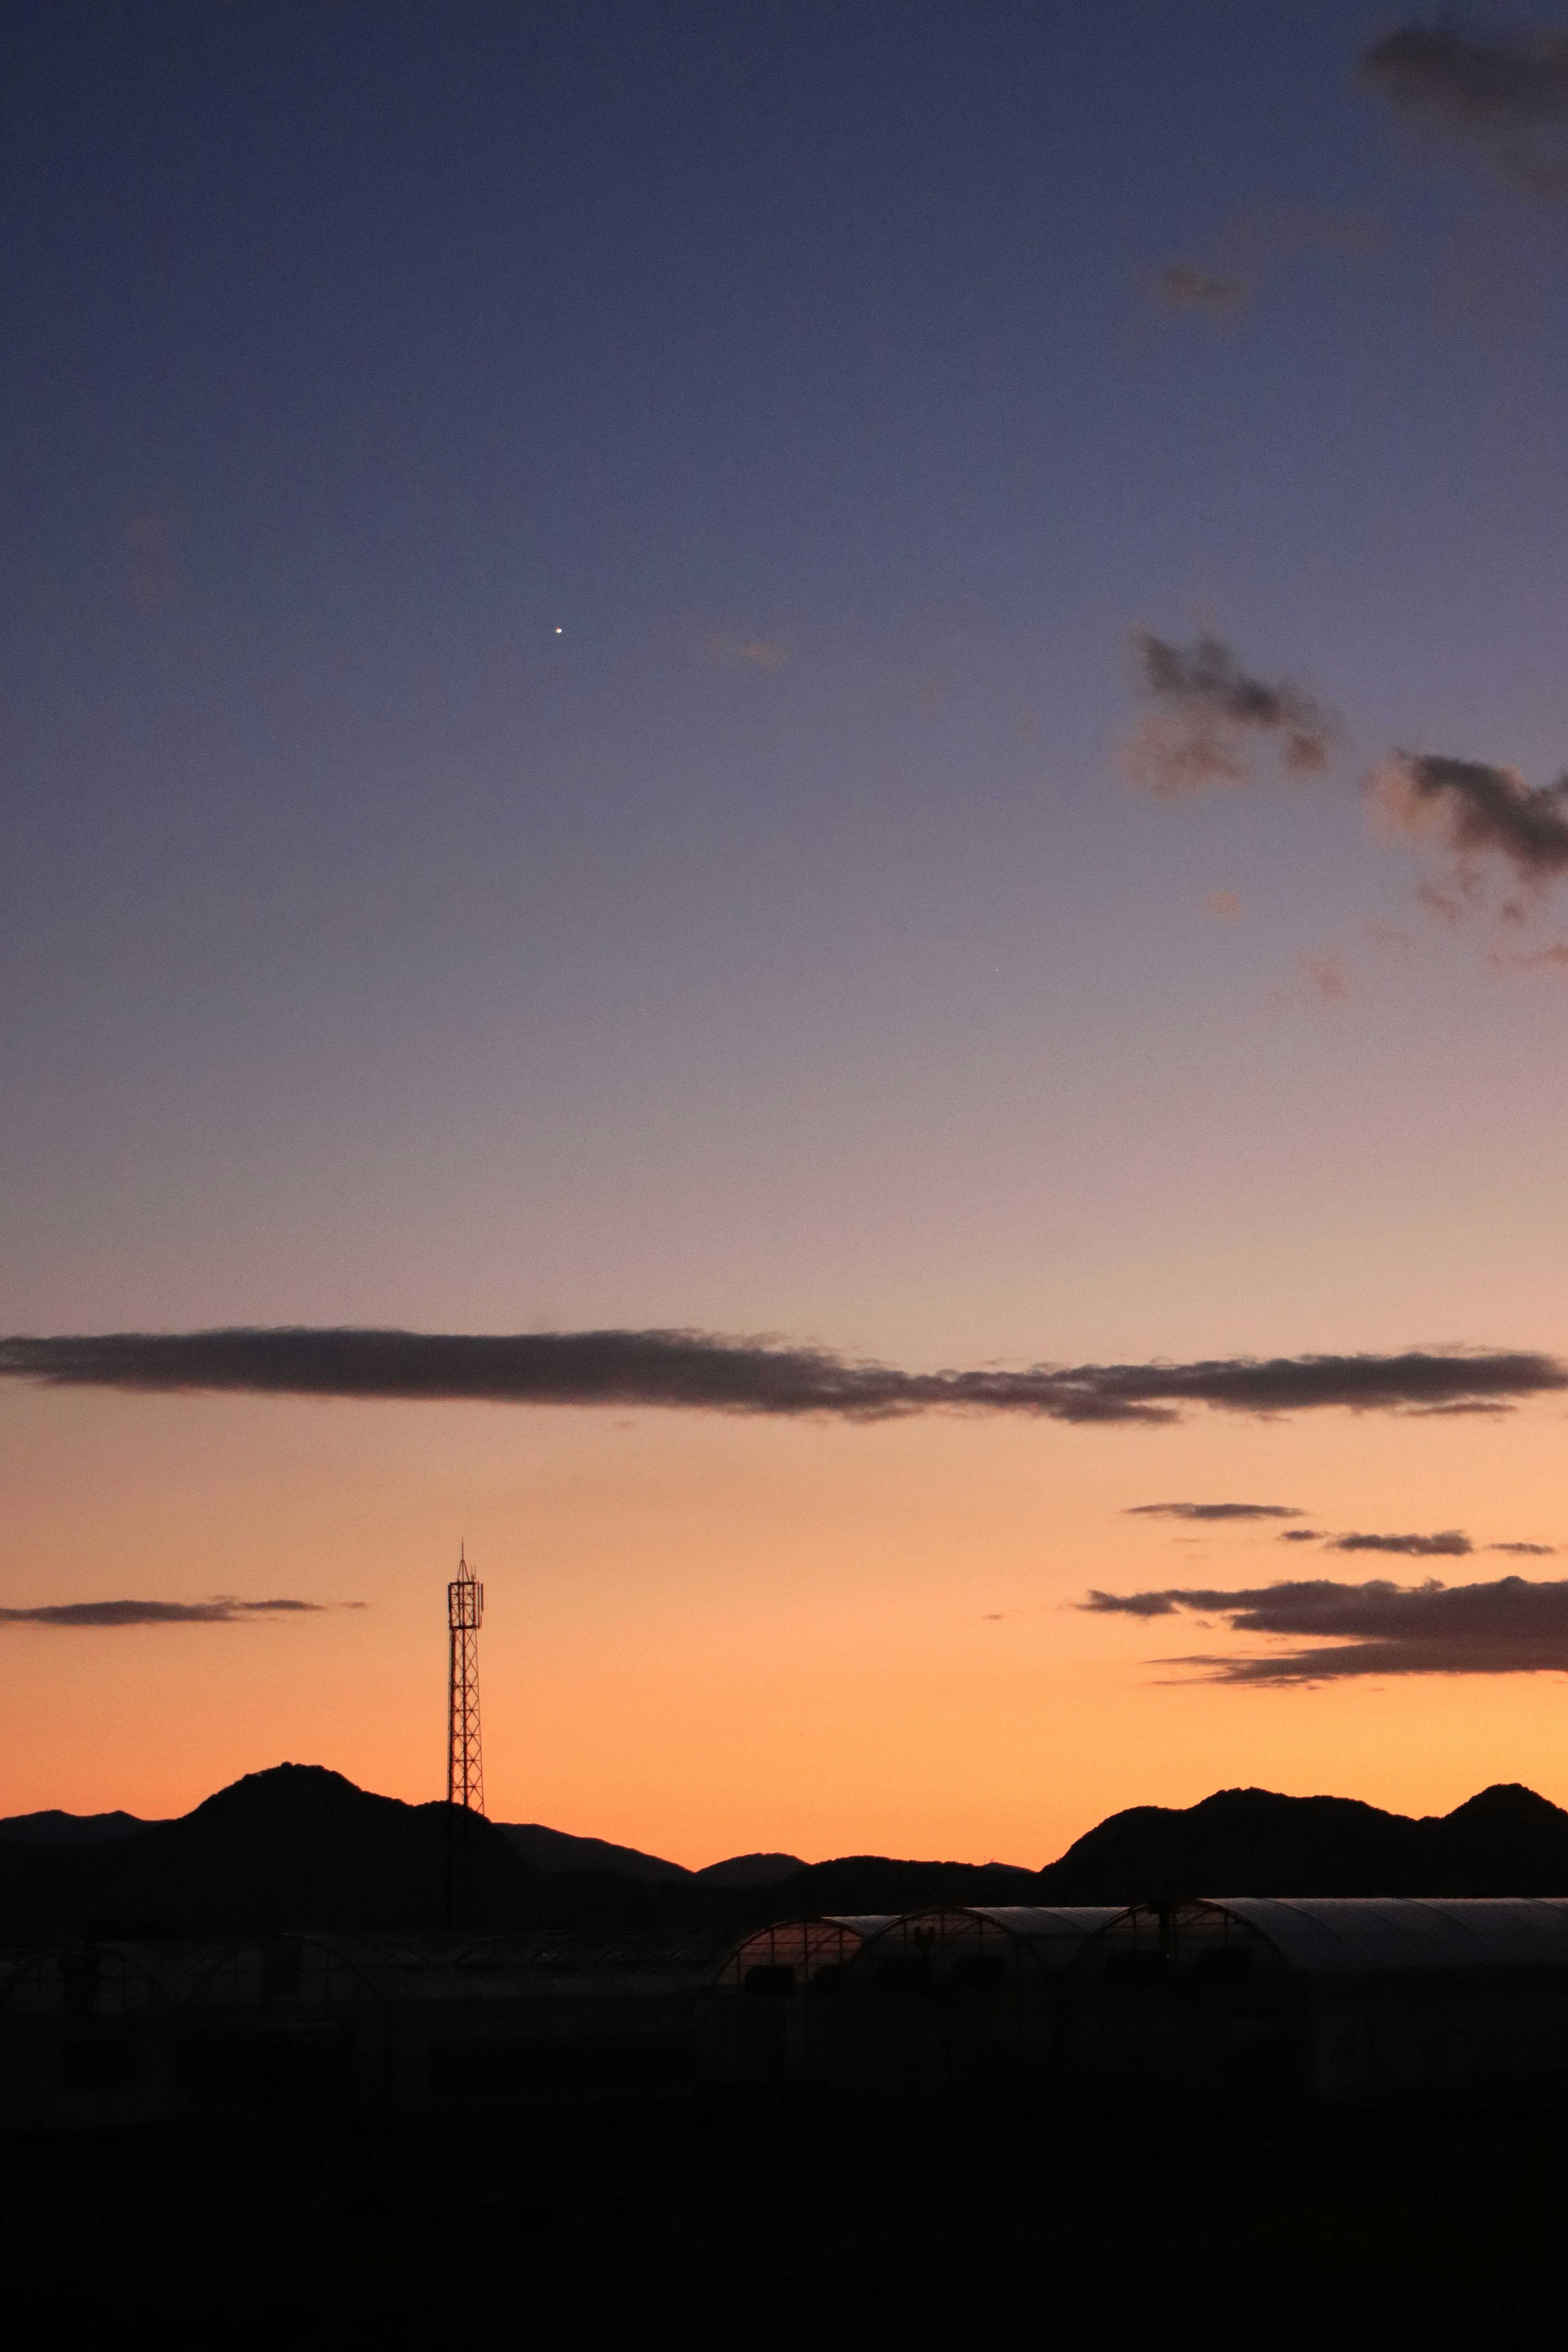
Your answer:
447;1544;484;1815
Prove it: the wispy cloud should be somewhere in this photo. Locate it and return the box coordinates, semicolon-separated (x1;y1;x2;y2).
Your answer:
1082;1573;1568;1682
1361;25;1568;193
1302;952;1350;1003
0;1597;329;1629
1491;1541;1557;1557
1154;261;1250;319
1491;938;1568;977
1123;633;1339;798
1126;1502;1304;1522
1;1329;1561;1428
1151;206;1381;325
705;629;789;671
1123;635;1568;952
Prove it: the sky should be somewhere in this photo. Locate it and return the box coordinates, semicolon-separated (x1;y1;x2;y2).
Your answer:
6;1;1568;1863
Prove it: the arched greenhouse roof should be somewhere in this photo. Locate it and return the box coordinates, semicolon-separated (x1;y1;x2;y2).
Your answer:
0;1942;195;2016
1214;1897;1568;1975
852;1905;1123;1984
964;1906;1125;1967
711;1916;895;1991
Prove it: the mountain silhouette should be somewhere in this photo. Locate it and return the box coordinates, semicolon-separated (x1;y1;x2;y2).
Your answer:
2;1800;791;1893
0;1766;735;1941
7;1770;1568;1941
1033;1782;1568;1901
695;1852;805;1889
492;1821;691;1881
0;1808;160;1847
754;1854;1042;1912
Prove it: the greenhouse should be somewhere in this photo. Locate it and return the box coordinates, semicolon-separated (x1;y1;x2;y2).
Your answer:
11;1898;1568;2127
702;1905;1119;2103
701;1915;894;2091
1075;1897;1568;2110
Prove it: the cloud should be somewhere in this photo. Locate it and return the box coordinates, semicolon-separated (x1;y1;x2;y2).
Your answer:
0;1597;327;1629
1204;889;1242;920
1302;952;1349;1002
1278;1529;1325;1543
1155;262;1250;319
0;1329;1562;1429
1151;206;1382;325
1126;1502;1304;1522
1082;1572;1568;1681
1122;641;1568;951
1406;1399;1516;1417
1374;753;1568;898
706;630;789;671
1361;26;1568;198
1367;917;1414;956
1360;25;1568;136
1491;1541;1557;1557
1327;1529;1472;1557
1124;633;1339;798
1492;938;1568;976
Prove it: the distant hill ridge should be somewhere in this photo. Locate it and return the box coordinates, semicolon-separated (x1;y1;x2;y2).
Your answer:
0;1808;165;1848
1033;1782;1568;1902
0;1792;804;1891
3;1767;1567;1941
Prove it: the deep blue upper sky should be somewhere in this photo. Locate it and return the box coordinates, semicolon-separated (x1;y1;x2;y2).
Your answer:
5;1;1568;1362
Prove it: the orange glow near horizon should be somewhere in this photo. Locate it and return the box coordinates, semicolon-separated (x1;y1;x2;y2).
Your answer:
4;1381;1566;1866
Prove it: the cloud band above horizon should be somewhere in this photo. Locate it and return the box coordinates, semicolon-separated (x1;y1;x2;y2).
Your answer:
1082;1574;1568;1683
0;1328;1561;1427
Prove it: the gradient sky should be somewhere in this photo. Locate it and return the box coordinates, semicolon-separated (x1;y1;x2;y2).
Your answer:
7;2;1568;1862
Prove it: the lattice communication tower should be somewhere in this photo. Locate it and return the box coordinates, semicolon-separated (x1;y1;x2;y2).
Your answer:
447;1543;484;1816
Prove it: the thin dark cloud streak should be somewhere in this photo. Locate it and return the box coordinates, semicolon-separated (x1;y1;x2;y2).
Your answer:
1083;1573;1568;1682
1328;1529;1472;1557
0;1330;1561;1427
1126;1502;1304;1521
0;1598;326;1629
1407;1399;1516;1416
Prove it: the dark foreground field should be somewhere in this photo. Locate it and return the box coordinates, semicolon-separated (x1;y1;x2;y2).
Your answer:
5;2109;1567;2343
